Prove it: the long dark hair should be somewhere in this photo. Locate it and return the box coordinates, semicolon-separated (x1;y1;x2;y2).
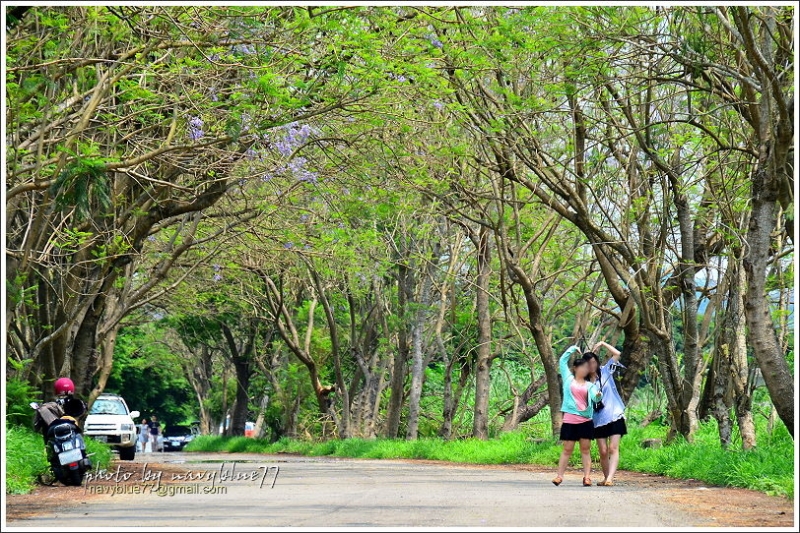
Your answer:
582;351;601;381
570;356;588;376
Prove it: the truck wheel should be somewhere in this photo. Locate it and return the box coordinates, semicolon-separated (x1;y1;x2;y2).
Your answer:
118;445;136;461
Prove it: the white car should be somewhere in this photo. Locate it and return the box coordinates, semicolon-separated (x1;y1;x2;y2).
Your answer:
83;394;140;460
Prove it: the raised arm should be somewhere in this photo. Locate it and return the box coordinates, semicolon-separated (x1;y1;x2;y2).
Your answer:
559;345;581;381
592;341;621;363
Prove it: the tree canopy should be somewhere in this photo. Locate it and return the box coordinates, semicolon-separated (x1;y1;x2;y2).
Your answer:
5;5;794;447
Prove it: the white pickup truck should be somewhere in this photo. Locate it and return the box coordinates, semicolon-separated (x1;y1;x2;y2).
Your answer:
83;393;140;460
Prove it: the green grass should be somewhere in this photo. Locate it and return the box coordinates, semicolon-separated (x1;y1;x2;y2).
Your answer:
617;421;794;498
5;423;113;494
185;420;794;499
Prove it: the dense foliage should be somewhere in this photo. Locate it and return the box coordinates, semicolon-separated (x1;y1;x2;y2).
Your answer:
5;6;794;454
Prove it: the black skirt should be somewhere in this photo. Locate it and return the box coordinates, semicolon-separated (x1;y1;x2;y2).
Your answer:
559;420;595;441
593;417;628;439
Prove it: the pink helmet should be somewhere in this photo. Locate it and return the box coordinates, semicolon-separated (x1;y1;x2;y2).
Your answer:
54;377;75;395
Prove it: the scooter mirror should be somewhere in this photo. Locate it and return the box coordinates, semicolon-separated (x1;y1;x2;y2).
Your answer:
30;402;39;409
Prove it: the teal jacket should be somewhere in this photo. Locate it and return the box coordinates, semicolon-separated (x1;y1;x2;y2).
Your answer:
560;345;602;418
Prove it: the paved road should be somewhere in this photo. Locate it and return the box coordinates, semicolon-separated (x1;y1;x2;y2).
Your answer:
9;452;709;527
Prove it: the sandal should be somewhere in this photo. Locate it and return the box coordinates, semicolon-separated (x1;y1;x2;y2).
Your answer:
601;480;614;486
583;477;592;487
552;476;563;486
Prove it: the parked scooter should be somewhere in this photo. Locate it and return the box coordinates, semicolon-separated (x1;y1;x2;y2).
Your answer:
31;378;92;486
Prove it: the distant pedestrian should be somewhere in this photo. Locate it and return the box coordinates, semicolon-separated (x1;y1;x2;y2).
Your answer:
138;418;149;452
552;344;602;487
149;415;161;452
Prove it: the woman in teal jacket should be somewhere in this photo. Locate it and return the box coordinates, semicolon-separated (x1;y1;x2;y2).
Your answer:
552;345;602;487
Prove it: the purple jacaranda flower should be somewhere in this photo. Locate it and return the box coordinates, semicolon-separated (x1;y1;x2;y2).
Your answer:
283;242;294;249
147;235;156;242
272;156;318;184
245;147;257;160
273;138;293;157
188;116;204;141
428;34;443;49
298;171;318;184
213;273;223;282
300;214;309;222
433;101;445;110
213;264;221;272
272;122;317;155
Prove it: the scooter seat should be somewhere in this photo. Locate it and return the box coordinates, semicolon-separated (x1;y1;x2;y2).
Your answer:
49;421;76;440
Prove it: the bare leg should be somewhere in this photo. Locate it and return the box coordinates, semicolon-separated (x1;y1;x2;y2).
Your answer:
579;438;592;479
606;434;622;483
597;437;609;481
557;440;576;478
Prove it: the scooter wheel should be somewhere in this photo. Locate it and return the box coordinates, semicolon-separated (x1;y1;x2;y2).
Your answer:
53;466;69;486
67;468;84;486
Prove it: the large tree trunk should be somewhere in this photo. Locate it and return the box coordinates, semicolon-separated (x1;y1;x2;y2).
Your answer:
674;182;703;441
440;355;470;439
709;344;734;448
252;394;270;439
406;246;436;440
346;288;387;439
743;180;794;437
187;344;215;435
308;263;351;439
472;226;493;439
230;358;251;436
256;270;336;421
221;322;255;437
405;318;425;439
732;5;794;439
385;262;413;438
87;324;121;406
69;292;106;396
503;244;561;437
649;325;693;443
726;259;757;449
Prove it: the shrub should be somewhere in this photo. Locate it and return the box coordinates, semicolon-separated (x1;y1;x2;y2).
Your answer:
5;423;50;494
5;378;39;428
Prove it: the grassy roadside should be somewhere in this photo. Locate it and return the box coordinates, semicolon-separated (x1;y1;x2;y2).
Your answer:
5;423;113;494
185;422;794;499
